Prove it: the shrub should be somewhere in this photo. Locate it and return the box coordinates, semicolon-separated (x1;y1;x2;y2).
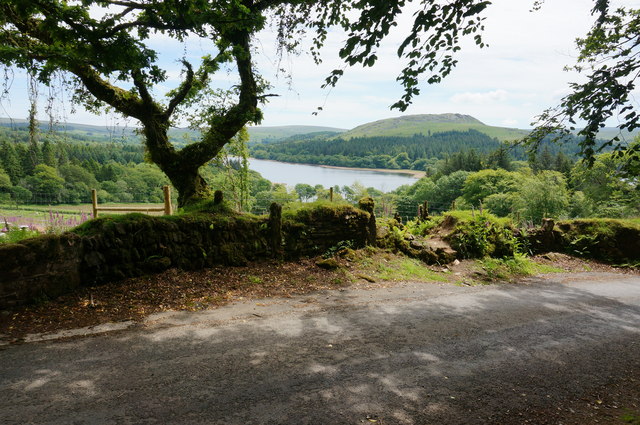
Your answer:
444;211;519;258
484;193;516;217
0;226;40;244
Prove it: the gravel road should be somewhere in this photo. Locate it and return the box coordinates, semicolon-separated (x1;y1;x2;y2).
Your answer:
1;272;640;425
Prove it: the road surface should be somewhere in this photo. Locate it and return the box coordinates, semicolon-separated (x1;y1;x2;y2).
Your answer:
1;272;640;424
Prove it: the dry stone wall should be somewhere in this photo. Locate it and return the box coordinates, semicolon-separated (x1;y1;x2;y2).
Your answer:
282;204;371;258
527;219;640;264
1;204;373;309
0;234;83;308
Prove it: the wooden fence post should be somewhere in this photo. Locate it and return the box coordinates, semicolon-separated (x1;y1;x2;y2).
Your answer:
329;187;334;202
214;190;224;205
393;211;402;224
91;189;99;218
268;202;283;258
163;185;172;215
422;201;429;219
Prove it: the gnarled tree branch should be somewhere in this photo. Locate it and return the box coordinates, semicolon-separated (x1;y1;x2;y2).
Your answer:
164;61;194;120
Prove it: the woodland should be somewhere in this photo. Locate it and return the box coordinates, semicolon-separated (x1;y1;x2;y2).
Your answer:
1;0;638;210
249;130;583;171
1;120;638;227
0;0;637;238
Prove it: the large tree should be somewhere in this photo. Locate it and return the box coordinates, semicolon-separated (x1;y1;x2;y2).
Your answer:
529;1;640;166
3;1;634;207
0;0;491;207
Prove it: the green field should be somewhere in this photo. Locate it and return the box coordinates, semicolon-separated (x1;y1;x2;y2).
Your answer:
1;202;167;232
247;125;347;143
340;114;530;141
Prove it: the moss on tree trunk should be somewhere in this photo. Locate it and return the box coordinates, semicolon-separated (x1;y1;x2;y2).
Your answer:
141;117;220;208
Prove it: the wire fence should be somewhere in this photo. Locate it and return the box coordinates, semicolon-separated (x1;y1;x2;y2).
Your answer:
0;188;171;232
243;195;455;222
1;186;457;233
391;199;453;222
1;190;175;206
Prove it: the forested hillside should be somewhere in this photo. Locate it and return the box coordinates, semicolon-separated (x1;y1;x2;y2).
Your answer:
1;120;638;229
1;112;636;228
0;126;284;212
250;129;587;171
0;133;164;204
340;113;529;141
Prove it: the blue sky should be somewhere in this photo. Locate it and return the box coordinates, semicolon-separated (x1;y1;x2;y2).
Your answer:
2;0;639;131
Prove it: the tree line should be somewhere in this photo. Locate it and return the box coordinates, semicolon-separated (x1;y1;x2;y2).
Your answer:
1;121;637;225
249;130;587;172
0;133;165;204
0;131;293;211
393;147;639;224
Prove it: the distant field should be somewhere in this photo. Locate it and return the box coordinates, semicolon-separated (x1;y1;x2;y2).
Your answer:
0;202;166;231
342;121;530;141
623;217;640;226
247;125;347;143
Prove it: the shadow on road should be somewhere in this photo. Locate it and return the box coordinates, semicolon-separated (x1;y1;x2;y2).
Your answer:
2;274;640;424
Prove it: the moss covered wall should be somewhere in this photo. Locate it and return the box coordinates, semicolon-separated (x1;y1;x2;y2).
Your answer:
1;203;372;309
527;219;640;264
0;234;83;308
282;204;371;258
78;213;270;285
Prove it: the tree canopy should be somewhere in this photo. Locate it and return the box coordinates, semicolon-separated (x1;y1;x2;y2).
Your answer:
1;0;637;208
529;1;640;167
0;0;492;206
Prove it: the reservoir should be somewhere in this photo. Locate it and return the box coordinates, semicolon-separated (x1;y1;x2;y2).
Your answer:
248;158;420;192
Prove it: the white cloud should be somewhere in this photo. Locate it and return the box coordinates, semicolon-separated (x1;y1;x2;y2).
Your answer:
451;89;509;104
4;0;634;131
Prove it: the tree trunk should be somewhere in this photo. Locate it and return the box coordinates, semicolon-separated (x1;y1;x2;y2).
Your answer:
67;34;255;211
167;168;212;208
142;119;216;208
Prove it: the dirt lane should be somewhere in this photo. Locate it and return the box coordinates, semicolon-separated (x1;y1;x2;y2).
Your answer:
1;272;639;424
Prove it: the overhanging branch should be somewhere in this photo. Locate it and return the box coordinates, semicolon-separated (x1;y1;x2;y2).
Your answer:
179;30;259;168
72;64;146;120
165;60;194;120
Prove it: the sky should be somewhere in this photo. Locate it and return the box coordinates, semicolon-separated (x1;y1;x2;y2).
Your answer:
1;0;639;131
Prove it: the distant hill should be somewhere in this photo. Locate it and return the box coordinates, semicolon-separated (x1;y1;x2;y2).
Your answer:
246;125;347;143
0;118;347;145
0;117;140;143
341;113;530;141
2;115;635;147
0;118;132;136
574;127;640;141
0;118;212;145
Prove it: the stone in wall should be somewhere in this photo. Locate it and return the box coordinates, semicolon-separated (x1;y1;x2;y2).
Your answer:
0;234;82;308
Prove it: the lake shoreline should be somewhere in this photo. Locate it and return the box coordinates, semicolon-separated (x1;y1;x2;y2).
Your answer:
249;158;425;179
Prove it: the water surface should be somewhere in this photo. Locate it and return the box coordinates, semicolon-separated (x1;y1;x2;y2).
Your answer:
248;158;419;192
